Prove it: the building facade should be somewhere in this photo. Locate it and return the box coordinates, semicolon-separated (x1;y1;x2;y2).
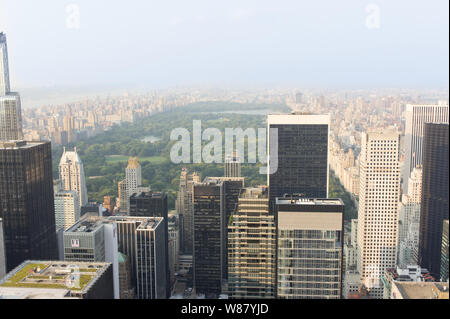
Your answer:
54;190;80;231
276;197;344;299
441;220;449;282
419;123;449;279
268;114;330;203
59;147;88;208
357;128;400;298
228;187;276;298
0;141;58;272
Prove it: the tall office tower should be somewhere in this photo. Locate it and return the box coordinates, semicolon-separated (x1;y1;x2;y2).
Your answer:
0;141;58;271
54;190;80;230
276;196;344;299
193;181;222;297
0;218;5;278
418;123;449;279
176;169;201;254
168;212;180;286
441;220;449;282
203;176;244;281
403;103;449;194
267;113;330;204
64;216;120;299
0;33;23;141
59;147;88;208
407;166;423;204
224;152;241;177
135;217;167;299
118;179;128;213
228;187;276;299
126;157;142;199
108;216;167;298
357;128;401;298
129;192;170;298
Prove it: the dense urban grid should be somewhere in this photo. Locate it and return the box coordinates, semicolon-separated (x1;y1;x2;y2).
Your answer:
0;31;449;300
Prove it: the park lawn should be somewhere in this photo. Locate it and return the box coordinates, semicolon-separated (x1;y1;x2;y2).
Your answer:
105;155;168;165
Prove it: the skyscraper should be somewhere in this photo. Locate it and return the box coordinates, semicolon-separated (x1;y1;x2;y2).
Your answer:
0;33;23;141
0;141;58;271
418;123;449;279
126;157;142;199
268;113;329;203
403;103;449;194
228;186;276;299
357;128;400;298
224;152;241;178
129;191;170;298
193;181;222;297
59;147;88;208
54;190;80;230
276;196;344;299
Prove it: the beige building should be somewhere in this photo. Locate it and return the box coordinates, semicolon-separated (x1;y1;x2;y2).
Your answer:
228;186;275;299
357;128;401;298
391;281;449;299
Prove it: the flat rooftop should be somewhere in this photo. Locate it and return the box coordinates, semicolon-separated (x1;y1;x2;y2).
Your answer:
394;282;449;299
65;216;108;233
0;261;110;294
276;197;344;206
0;140;48;149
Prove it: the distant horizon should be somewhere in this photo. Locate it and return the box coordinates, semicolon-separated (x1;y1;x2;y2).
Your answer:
1;0;448;90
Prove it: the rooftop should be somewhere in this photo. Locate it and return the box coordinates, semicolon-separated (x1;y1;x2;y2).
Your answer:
393;282;449;299
276;197;344;206
0;261;110;294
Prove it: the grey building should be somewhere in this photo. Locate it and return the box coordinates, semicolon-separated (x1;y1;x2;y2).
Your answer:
441;220;449;282
276;197;344;299
63;216;119;298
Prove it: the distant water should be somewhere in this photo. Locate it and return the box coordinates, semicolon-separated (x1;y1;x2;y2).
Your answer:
195;109;279;116
140;135;161;143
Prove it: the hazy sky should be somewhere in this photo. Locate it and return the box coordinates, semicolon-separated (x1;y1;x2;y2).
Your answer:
0;0;448;89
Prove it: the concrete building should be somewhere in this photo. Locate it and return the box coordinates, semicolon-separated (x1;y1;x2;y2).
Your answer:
357;128;401;298
224;152;241;178
276;197;344;299
64;216;119;299
403;103;449;194
168;212;180;287
0;260;114;299
391;281;449;299
54;190;80;230
228;186;276;299
381;265;434;299
59;147;88;208
135;217;167;299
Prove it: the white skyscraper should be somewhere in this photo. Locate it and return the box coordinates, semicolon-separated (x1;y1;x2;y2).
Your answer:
59;147;88;208
357;128;401;298
403;103;448;194
125;157;142;198
54;190;80;230
0;33;23;141
224;151;241;177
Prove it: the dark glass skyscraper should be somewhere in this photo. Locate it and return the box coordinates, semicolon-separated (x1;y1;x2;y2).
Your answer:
267;114;329;203
129;191;170;298
193;182;222;297
419;123;449;279
0;141;58;271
